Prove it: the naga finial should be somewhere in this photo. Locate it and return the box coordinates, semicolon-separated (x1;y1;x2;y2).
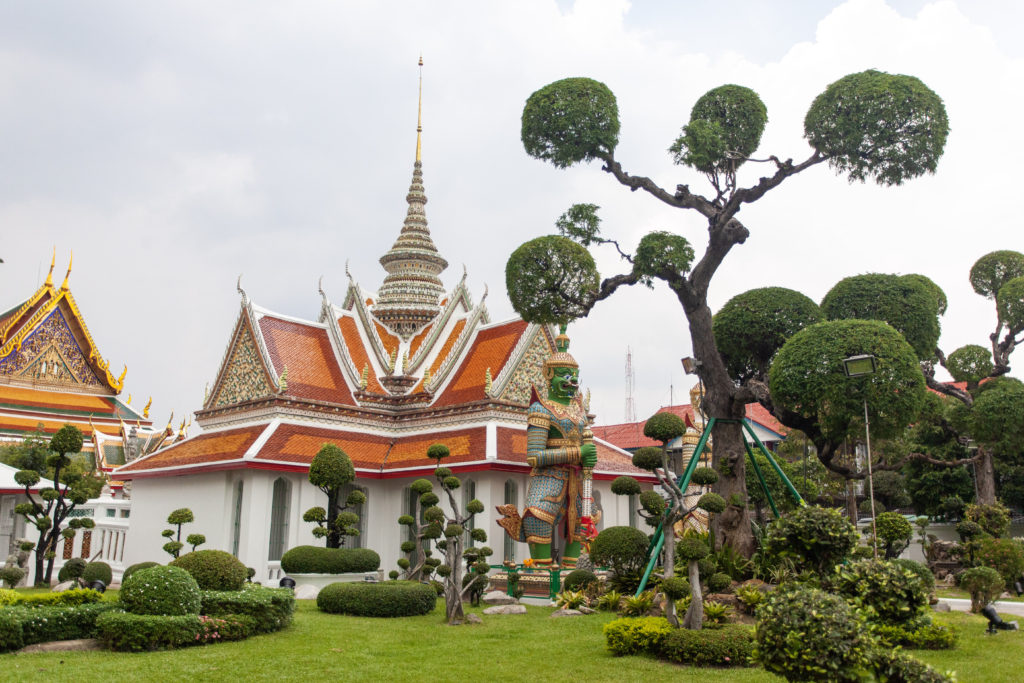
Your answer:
143;396;152;418
484;367;492;394
126;393;132;405
60;251;73;291
44;247;56;287
236;274;247;303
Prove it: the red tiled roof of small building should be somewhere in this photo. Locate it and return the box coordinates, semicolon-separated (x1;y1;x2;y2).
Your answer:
259;316;355;405
336;315;385;394
433;320;527;407
116;425;265;472
594;402;788;451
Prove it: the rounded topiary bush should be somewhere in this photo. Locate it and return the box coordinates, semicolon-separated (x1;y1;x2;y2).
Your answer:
82;561;113;586
707;572;733;594
825;558;927;626
122;561;161;583
589;526;649;577
564;568;598;591
170;549;247;591
316;581;436;617
659;623;755;667
764;505;858;575
280;546;381;574
58;558;88;582
891;558;935;595
659;577;690;600
755;584;871;682
959;566;1004;613
119;565;201;616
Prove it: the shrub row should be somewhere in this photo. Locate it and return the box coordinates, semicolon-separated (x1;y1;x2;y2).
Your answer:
120;566;201;616
603;616;755;667
5;588;103;609
122;561;161;583
873;622;958;650
317;581;436;617
603;617;674;657
95;611;256;652
280;546;380;574
201;587;295;633
0;603;118;652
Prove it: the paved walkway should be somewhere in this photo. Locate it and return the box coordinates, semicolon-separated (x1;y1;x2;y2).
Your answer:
937;597;1024;616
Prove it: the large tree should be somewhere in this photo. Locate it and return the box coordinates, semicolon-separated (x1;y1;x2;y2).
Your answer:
508;71;947;553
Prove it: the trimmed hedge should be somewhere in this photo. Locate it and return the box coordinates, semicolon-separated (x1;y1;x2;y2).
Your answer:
280;545;380;574
868;648;955;682
9;588;103;608
171;550;247;591
120;565;201;616
95;611;202;652
58;558;88;582
0;603;118;652
659;623;755;667
317;581;436;617
874;621;958;650
82;561;113;586
603;616;674;656
122;561;161;583
201;587;295;633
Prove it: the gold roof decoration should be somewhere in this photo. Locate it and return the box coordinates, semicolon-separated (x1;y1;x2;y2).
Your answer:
544;324;579;377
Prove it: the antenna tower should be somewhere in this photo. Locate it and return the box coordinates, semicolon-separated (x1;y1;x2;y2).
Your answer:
624;346;636;422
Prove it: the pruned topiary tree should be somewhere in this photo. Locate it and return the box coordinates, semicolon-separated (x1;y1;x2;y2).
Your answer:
12;424;101;585
162;507;195;559
394;477;442;582
508;68;948;555
304;443;365;548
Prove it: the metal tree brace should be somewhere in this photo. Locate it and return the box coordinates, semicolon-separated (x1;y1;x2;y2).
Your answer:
635;417;806;595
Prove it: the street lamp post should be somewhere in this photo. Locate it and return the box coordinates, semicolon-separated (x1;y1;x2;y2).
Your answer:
843;354;879;560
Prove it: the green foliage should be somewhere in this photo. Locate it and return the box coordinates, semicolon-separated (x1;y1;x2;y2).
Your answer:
875;512;913;559
804;69;948;186
970;382;1024;456
602;616;672;656
964;501;1011;538
698;492;726;514
200;587;295;634
505;235;599;325
186;534;206;551
633;231;694;285
770;319;926;443
901;273;948;316
596;589;622;611
0;603;117;652
891;559;935;595
279;545;381;574
638;490;666;517
873;621;958;650
702;599;732;625
521;77;619;168
707;572;733;594
170;550;248;591
122;561;161;583
50;424;84;456
755;584;872;681
969;250;1024;299
820;273;941;360
735;585;765;615
555;202;602;246
764;505;857;575
163;541;184;558
676;534;710;562
57;557;87;582
555;589;587;609
996;276;1024;331
0;566;25;589
427;443;450;463
946;344;994;384
711;544;754;581
827;559;928;626
95;611;203;652
610;475;642;496
659;576;690;600
563;568;598;591
958;566;1005;612
619;590;656;617
658;623;755;667
973;537;1024;591
867;647;955;682
643;412;686;445
8;587;102;608
691;466;719;486
166;508;194;526
308;444;355;490
631;447;663;471
671;84;767;174
120;565;202;616
82;561;112;586
316;580;436;617
713;287;824;382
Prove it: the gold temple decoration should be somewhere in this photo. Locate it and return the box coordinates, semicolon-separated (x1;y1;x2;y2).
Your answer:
416;55;423;162
143;396;152;418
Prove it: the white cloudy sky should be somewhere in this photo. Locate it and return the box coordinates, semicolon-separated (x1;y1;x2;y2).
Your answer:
1;0;1021;430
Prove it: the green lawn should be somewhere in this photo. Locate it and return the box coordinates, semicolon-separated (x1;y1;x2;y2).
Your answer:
1;600;1021;682
936;586;1024;603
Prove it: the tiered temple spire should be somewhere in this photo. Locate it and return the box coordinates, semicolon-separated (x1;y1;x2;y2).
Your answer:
372;56;449;339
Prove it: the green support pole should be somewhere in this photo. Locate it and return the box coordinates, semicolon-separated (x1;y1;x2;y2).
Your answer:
634;418;716;596
741;421;806;507
549;567;561;600
744;440;781;519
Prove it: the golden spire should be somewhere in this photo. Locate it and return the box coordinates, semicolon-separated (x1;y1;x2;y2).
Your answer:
60;251;73;291
415;55;423;162
144;396;152;418
44;248;56;287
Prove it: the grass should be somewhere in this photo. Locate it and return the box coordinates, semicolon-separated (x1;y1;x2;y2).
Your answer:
936;586;1024;603
2;598;1021;682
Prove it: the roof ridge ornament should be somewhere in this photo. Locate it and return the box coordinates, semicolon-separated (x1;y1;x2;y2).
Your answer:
236;274;247;304
44;247;56;287
60;251;72;291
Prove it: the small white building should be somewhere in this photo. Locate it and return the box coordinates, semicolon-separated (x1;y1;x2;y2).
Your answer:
114;129;655;582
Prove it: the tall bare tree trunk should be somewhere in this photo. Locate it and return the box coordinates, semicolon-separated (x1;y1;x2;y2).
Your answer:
975;448;997;505
663;522;678;627
682;559;703;630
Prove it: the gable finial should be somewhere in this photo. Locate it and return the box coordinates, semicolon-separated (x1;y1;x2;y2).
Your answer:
416;54;424;162
236;274;247;304
144;396;152;418
60;251;72;291
44;247;56;287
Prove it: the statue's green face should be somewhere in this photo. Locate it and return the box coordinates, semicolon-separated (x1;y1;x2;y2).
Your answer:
548;366;579;403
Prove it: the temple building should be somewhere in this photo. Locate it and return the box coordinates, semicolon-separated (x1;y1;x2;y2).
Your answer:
0;255;171;575
114;82;652;582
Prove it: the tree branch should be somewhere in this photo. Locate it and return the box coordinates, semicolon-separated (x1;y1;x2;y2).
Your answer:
724;152;824;216
599;155;718;218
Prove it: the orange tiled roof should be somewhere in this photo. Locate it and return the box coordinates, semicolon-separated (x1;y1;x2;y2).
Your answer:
433;320;528;407
373;320;400;360
259;316;355;405
116;425;266;472
0;414;122;438
408;321;434;359
256;422;486;470
337;316;385;393
0;385;141;421
415;318;466;390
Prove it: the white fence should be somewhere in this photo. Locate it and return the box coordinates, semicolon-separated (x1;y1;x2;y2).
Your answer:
50;495;131;585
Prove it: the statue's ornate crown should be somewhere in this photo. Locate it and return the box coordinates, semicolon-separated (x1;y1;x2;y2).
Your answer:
544;324;578;377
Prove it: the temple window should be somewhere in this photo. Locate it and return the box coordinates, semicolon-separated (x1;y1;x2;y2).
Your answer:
267;477;291;561
231;480;244;557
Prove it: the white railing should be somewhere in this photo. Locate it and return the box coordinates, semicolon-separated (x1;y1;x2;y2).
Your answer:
266;561;283;584
53;495;131;585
